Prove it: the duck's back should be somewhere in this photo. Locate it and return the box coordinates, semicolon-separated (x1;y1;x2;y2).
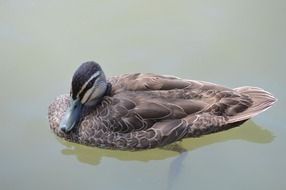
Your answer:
94;74;275;149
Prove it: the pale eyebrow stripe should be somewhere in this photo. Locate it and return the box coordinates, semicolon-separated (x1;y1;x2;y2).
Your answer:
77;71;100;98
81;86;95;104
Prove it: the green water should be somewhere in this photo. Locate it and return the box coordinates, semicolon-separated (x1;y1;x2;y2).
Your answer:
1;1;285;190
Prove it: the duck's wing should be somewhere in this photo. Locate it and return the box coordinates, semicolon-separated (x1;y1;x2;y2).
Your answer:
103;86;276;150
104;74;233;134
105;74;275;131
104;85;251;134
109;73;230;94
105;90;209;133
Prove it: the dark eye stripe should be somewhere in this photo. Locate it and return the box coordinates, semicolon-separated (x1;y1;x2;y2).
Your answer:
78;76;98;101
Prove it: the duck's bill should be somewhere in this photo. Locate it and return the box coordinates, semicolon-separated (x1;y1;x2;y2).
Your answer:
60;99;83;133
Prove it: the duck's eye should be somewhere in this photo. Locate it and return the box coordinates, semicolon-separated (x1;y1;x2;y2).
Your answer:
78;77;97;101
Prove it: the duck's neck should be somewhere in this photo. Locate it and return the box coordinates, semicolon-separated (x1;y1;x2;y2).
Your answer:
104;82;112;96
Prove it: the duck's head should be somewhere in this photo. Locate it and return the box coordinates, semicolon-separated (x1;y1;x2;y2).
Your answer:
59;61;108;133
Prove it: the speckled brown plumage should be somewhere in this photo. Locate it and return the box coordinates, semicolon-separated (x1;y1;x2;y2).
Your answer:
48;73;276;150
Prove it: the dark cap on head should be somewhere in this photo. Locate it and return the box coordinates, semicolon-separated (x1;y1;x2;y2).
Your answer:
71;61;102;100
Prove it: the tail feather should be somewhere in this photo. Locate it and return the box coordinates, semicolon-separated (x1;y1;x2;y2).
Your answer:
229;86;277;123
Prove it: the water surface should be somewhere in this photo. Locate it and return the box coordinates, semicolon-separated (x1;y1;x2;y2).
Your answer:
1;1;285;190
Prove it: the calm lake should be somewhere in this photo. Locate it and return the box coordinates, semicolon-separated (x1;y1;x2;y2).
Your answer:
0;1;285;190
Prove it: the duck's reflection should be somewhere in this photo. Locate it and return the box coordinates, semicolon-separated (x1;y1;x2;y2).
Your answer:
59;120;274;165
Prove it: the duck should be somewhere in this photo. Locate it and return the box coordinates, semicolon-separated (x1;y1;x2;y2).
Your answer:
48;61;276;150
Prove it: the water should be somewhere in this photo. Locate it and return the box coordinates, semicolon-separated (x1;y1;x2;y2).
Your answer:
1;1;285;190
